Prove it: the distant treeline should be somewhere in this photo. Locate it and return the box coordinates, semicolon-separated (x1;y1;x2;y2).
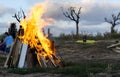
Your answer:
55;31;120;40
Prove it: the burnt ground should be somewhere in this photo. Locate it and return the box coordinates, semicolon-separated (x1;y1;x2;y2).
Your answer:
0;40;120;77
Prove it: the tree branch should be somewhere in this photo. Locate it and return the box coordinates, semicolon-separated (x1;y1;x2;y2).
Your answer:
105;17;113;24
12;9;26;22
105;12;120;33
62;7;82;22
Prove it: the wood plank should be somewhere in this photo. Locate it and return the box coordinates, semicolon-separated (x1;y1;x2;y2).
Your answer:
40;56;47;68
112;48;120;53
115;47;120;50
4;38;20;68
18;44;28;68
48;56;57;67
107;43;120;48
26;49;34;68
4;43;14;68
12;39;22;67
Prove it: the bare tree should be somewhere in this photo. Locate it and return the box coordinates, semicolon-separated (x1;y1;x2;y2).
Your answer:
62;7;82;38
12;9;26;22
12;9;26;38
105;12;120;34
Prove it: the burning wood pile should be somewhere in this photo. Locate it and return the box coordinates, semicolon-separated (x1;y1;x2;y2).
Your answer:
4;3;62;68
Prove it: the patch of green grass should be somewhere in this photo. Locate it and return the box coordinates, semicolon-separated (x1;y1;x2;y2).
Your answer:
0;56;6;62
110;63;120;71
76;40;96;44
53;64;89;77
51;62;108;77
8;68;48;74
7;62;120;77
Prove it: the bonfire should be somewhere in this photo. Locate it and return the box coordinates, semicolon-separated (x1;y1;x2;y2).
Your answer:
4;3;61;68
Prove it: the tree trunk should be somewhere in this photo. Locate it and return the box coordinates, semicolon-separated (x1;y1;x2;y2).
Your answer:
111;25;115;34
76;22;79;38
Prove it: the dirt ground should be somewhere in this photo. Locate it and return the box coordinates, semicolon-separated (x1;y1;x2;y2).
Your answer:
57;41;120;63
0;73;67;77
0;40;120;77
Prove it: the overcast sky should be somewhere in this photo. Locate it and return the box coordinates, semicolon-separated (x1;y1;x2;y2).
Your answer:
0;0;120;36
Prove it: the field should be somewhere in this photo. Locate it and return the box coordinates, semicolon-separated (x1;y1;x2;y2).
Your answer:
0;40;120;77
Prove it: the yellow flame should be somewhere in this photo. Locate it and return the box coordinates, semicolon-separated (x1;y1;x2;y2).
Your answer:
19;3;60;67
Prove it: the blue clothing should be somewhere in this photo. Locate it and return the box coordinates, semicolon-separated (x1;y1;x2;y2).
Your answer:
5;47;10;53
4;35;14;53
4;36;14;48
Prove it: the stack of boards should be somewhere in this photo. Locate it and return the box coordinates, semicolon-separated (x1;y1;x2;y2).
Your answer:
4;38;28;68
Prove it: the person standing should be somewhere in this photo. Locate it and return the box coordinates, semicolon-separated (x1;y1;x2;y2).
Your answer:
8;23;17;39
0;32;14;53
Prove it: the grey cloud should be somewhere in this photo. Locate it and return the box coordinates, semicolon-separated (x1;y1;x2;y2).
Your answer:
0;22;9;28
43;2;67;21
0;22;9;34
80;23;111;34
50;26;75;36
46;20;111;36
26;1;120;36
43;1;120;25
81;3;120;25
0;5;16;17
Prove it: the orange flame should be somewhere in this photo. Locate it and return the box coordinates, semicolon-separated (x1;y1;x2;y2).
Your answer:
19;3;60;67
